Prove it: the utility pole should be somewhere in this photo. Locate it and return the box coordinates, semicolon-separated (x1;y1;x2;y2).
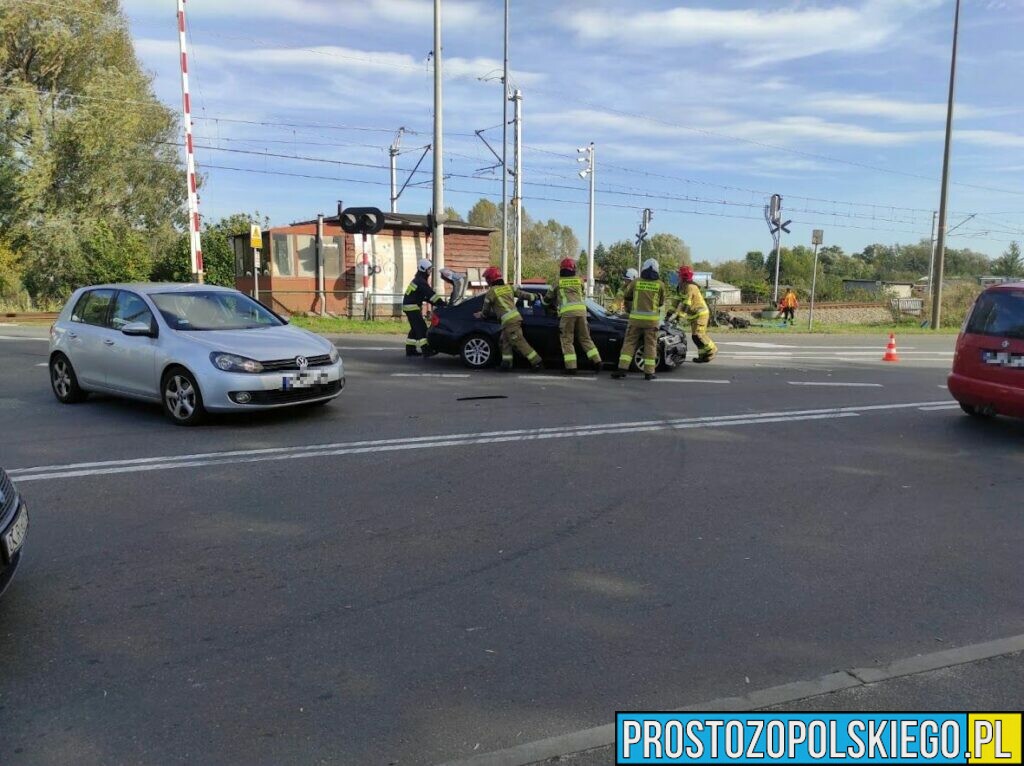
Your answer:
389;128;404;213
809;229;823;331
927;210;938;308
316;213;326;317
176;0;203;283
931;0;961;330
432;0;445;291
501;0;510;282
578;143;595;297
512;88;523;286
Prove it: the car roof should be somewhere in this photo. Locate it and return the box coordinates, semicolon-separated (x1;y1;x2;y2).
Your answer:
79;283;238;295
986;281;1024;292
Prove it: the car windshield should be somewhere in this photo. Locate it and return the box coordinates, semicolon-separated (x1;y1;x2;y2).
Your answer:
151;291;283;331
966;291;1024;340
586;299;612;318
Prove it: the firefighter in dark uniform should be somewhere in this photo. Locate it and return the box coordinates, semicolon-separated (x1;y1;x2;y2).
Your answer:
402;259;445;356
474;266;543;371
612;258;666;381
544;257;602;375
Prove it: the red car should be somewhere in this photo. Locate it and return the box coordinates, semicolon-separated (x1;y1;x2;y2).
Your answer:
948;282;1024;418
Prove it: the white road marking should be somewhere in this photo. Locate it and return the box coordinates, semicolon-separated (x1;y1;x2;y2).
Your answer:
0;335;48;342
35;362;47;367
788;381;883;388
653;379;731;385
8;400;953;483
333;346;401;351
517;375;596;381
390;373;470;378
938;384;949;389
918;404;959;411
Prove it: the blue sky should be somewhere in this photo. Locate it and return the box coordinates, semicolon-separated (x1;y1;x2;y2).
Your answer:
123;0;1024;263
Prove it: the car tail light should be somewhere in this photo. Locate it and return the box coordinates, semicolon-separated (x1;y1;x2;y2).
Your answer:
430;313;441;327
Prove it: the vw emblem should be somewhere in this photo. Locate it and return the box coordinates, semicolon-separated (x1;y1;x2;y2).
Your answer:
295;356;309;370
1002;340;1010;349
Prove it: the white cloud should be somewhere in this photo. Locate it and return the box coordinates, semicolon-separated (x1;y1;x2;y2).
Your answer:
561;0;943;66
134;38;543;86
807;95;994;122
123;0;484;28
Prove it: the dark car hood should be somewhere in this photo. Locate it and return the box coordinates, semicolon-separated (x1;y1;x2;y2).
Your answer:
601;313;677;334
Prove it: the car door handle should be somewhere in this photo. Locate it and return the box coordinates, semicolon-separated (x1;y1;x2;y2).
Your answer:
103;339;115;346
68;332;78;339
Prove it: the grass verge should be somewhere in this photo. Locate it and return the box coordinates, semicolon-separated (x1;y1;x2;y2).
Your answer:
716;322;960;335
288;315;407;335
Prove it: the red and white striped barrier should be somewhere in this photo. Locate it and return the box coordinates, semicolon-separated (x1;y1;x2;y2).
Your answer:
177;0;203;280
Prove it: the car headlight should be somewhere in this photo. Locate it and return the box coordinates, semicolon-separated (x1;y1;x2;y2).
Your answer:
210;352;264;374
329;346;340;364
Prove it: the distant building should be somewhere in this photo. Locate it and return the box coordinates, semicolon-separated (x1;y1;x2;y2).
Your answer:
231;212;494;317
689;272;742;304
842;279;915;299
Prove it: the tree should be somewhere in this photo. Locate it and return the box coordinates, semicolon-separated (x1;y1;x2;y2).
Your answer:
992;241;1023;278
467;198;504;265
522;213;579;283
152;212;268;287
744;251;765;272
642;232;691;275
0;0;185;300
596;241;635;294
443;206;463;223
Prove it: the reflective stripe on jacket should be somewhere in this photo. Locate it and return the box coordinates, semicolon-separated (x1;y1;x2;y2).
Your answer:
545;277;587;317
402;273;442;312
623;279;666;325
482;284;533;325
675;282;710;320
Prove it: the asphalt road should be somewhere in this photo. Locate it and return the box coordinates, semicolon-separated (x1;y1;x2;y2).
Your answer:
1;328;1021;765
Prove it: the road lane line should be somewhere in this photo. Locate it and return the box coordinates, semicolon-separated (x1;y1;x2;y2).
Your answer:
0;335;48;342
788;382;883;388
918;404;959;411
8;400;951;482
517;375;596;381
390;373;471;378
653;379;731;385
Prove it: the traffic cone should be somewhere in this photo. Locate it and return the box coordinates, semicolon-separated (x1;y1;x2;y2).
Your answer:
882;333;900;362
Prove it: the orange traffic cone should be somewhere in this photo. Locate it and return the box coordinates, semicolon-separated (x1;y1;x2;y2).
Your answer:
882;333;900;362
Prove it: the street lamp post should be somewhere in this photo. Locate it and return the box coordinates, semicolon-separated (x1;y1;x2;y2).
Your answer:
930;0;962;330
578;143;595;297
809;229;823;331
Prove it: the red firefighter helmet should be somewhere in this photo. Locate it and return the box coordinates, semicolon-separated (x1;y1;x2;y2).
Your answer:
482;266;502;284
560;257;577;272
678;265;695;284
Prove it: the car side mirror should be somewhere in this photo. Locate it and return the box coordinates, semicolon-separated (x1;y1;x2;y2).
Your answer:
121;321;155;338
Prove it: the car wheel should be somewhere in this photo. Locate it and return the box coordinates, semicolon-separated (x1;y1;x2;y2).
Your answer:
50;353;88;403
632;346;663;372
460;334;497;369
161;367;206;426
960;403;993;418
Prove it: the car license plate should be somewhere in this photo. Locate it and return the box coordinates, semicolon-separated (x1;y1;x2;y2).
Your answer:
981;350;1024;368
282;371;329;390
2;505;28;561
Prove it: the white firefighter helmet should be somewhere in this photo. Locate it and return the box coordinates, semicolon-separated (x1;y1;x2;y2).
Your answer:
642;258;660;275
417;258;433;273
624;268;639;281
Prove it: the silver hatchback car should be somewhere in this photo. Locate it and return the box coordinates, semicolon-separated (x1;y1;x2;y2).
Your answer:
49;284;345;425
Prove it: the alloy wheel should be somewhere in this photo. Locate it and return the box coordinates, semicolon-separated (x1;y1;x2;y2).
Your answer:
464;337;492;367
165;375;196;420
52;359;71;399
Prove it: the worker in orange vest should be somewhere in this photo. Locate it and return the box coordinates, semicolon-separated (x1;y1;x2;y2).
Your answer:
780;288;799;325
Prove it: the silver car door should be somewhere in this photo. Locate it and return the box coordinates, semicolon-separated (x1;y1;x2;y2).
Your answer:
105;290;160;398
68;289;116;388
